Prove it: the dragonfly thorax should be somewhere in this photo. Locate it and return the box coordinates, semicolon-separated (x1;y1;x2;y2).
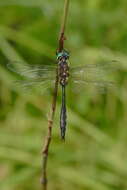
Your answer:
57;50;70;86
58;61;69;86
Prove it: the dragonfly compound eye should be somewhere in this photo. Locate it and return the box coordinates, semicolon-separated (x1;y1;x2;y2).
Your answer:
57;52;63;60
63;50;69;59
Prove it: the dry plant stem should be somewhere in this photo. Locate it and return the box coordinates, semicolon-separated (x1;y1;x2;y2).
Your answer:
41;72;59;190
41;0;70;189
58;0;70;52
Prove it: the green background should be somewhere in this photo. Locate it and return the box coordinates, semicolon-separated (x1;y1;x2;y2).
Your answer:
0;0;127;190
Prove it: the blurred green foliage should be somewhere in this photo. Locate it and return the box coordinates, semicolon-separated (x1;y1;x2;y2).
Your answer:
0;0;127;190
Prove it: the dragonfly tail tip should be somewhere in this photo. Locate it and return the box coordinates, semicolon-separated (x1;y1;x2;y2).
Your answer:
61;136;65;141
61;128;66;141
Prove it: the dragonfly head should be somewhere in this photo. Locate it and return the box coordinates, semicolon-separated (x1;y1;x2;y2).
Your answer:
57;50;70;61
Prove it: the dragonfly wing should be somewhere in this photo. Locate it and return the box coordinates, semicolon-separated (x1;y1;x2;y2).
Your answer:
7;61;57;79
70;61;119;83
68;78;116;94
13;79;56;95
69;61;119;94
7;61;57;94
70;60;120;72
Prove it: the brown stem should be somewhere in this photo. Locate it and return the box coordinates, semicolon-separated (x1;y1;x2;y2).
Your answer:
58;0;70;52
41;0;70;189
41;71;58;190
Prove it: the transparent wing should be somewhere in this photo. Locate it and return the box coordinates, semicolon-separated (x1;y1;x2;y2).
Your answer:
13;79;56;95
7;61;57;94
70;60;120;81
70;79;116;94
70;60;120;71
69;61;119;93
7;61;57;79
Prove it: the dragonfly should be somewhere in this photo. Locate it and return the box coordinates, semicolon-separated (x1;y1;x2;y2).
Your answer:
7;49;119;139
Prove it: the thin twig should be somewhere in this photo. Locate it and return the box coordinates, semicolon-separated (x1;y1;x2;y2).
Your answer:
41;72;58;190
41;0;70;190
58;0;70;52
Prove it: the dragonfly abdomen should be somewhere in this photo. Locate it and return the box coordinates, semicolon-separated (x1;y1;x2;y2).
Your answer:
60;102;67;139
60;85;67;140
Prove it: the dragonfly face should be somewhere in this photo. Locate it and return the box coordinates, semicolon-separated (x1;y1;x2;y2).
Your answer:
57;50;70;86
